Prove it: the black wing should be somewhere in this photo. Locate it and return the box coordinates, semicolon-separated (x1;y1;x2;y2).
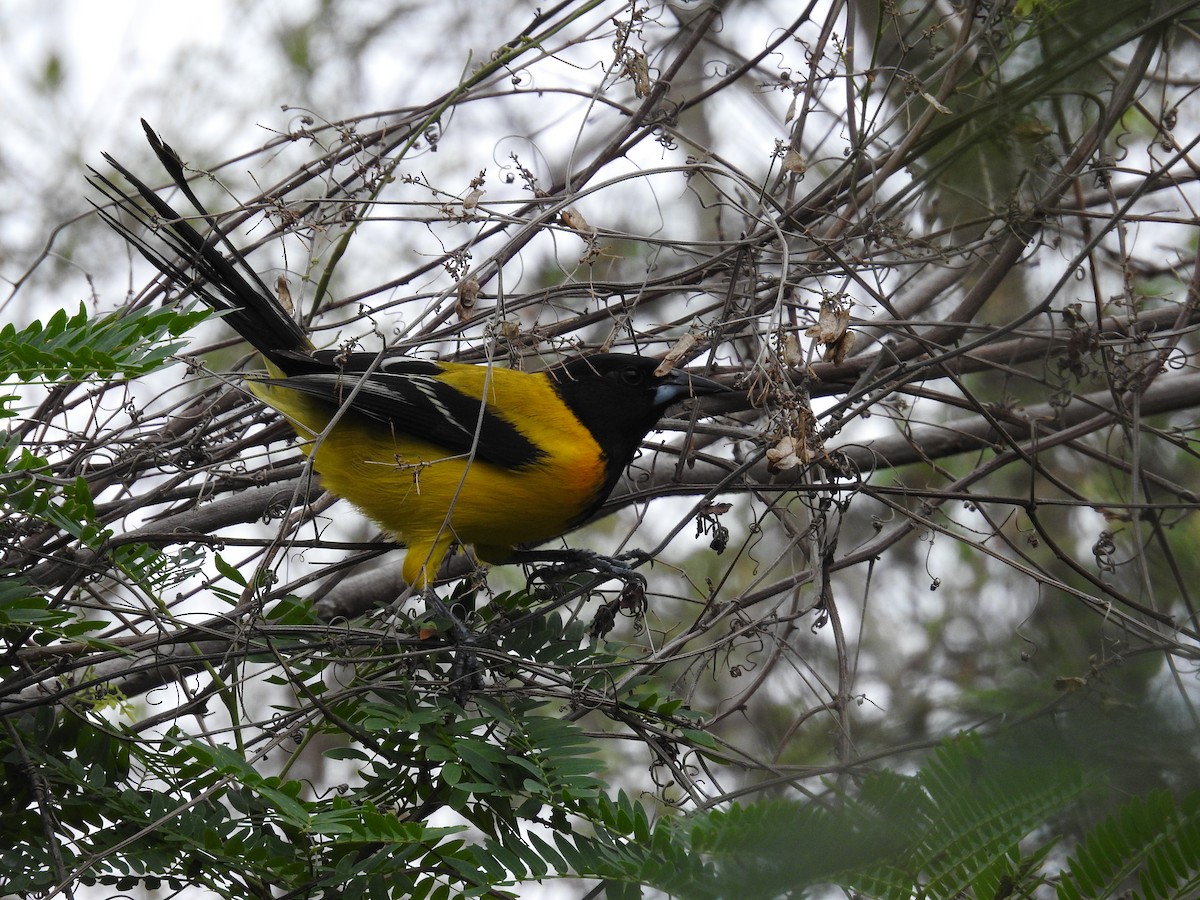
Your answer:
261;353;547;471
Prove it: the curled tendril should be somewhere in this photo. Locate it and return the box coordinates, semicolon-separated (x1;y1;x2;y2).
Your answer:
1092;530;1117;574
702;59;733;79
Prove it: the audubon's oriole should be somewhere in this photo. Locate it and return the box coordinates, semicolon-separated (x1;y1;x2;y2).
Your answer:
91;122;727;589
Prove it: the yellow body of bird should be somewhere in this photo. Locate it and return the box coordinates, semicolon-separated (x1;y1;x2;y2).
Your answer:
251;361;608;587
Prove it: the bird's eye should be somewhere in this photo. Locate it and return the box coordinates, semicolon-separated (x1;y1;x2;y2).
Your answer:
620;367;644;387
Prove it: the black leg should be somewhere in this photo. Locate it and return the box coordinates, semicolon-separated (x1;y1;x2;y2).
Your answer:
418;587;480;702
509;547;650;590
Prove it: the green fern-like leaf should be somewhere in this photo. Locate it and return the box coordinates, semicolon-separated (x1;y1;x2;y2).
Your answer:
621;729;1094;900
0;438;189;647
917;731;1089;899
1057;790;1200;900
0;440;106;547
0;301;208;385
0;571;74;633
0;300;207;599
839;730;1093;900
568;792;717;899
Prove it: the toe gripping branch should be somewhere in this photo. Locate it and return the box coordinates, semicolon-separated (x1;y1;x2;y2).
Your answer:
512;547;651;591
513;548;651;640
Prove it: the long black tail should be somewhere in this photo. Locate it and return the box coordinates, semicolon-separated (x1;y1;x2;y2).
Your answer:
89;119;310;358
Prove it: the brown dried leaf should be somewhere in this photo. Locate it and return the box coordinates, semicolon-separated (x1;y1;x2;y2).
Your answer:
921;91;952;115
1061;302;1086;328
625;50;652;97
782;148;806;175
1054;676;1088;693
781;332;803;367
805;299;850;344
561;207;595;237
784;92;798;124
766;435;802;472
655;333;700;377
456;277;481;321
1012;118;1053;142
823;330;855;365
275;275;294;317
462;187;484;212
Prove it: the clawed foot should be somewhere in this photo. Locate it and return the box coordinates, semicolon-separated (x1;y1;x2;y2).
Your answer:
512;547;650;593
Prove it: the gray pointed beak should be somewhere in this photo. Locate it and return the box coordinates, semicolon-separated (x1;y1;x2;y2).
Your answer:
654;368;730;407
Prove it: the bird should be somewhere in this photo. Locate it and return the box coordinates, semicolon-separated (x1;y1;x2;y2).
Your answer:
90;121;728;593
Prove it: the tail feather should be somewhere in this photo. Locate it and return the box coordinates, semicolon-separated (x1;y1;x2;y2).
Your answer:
89;121;310;358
